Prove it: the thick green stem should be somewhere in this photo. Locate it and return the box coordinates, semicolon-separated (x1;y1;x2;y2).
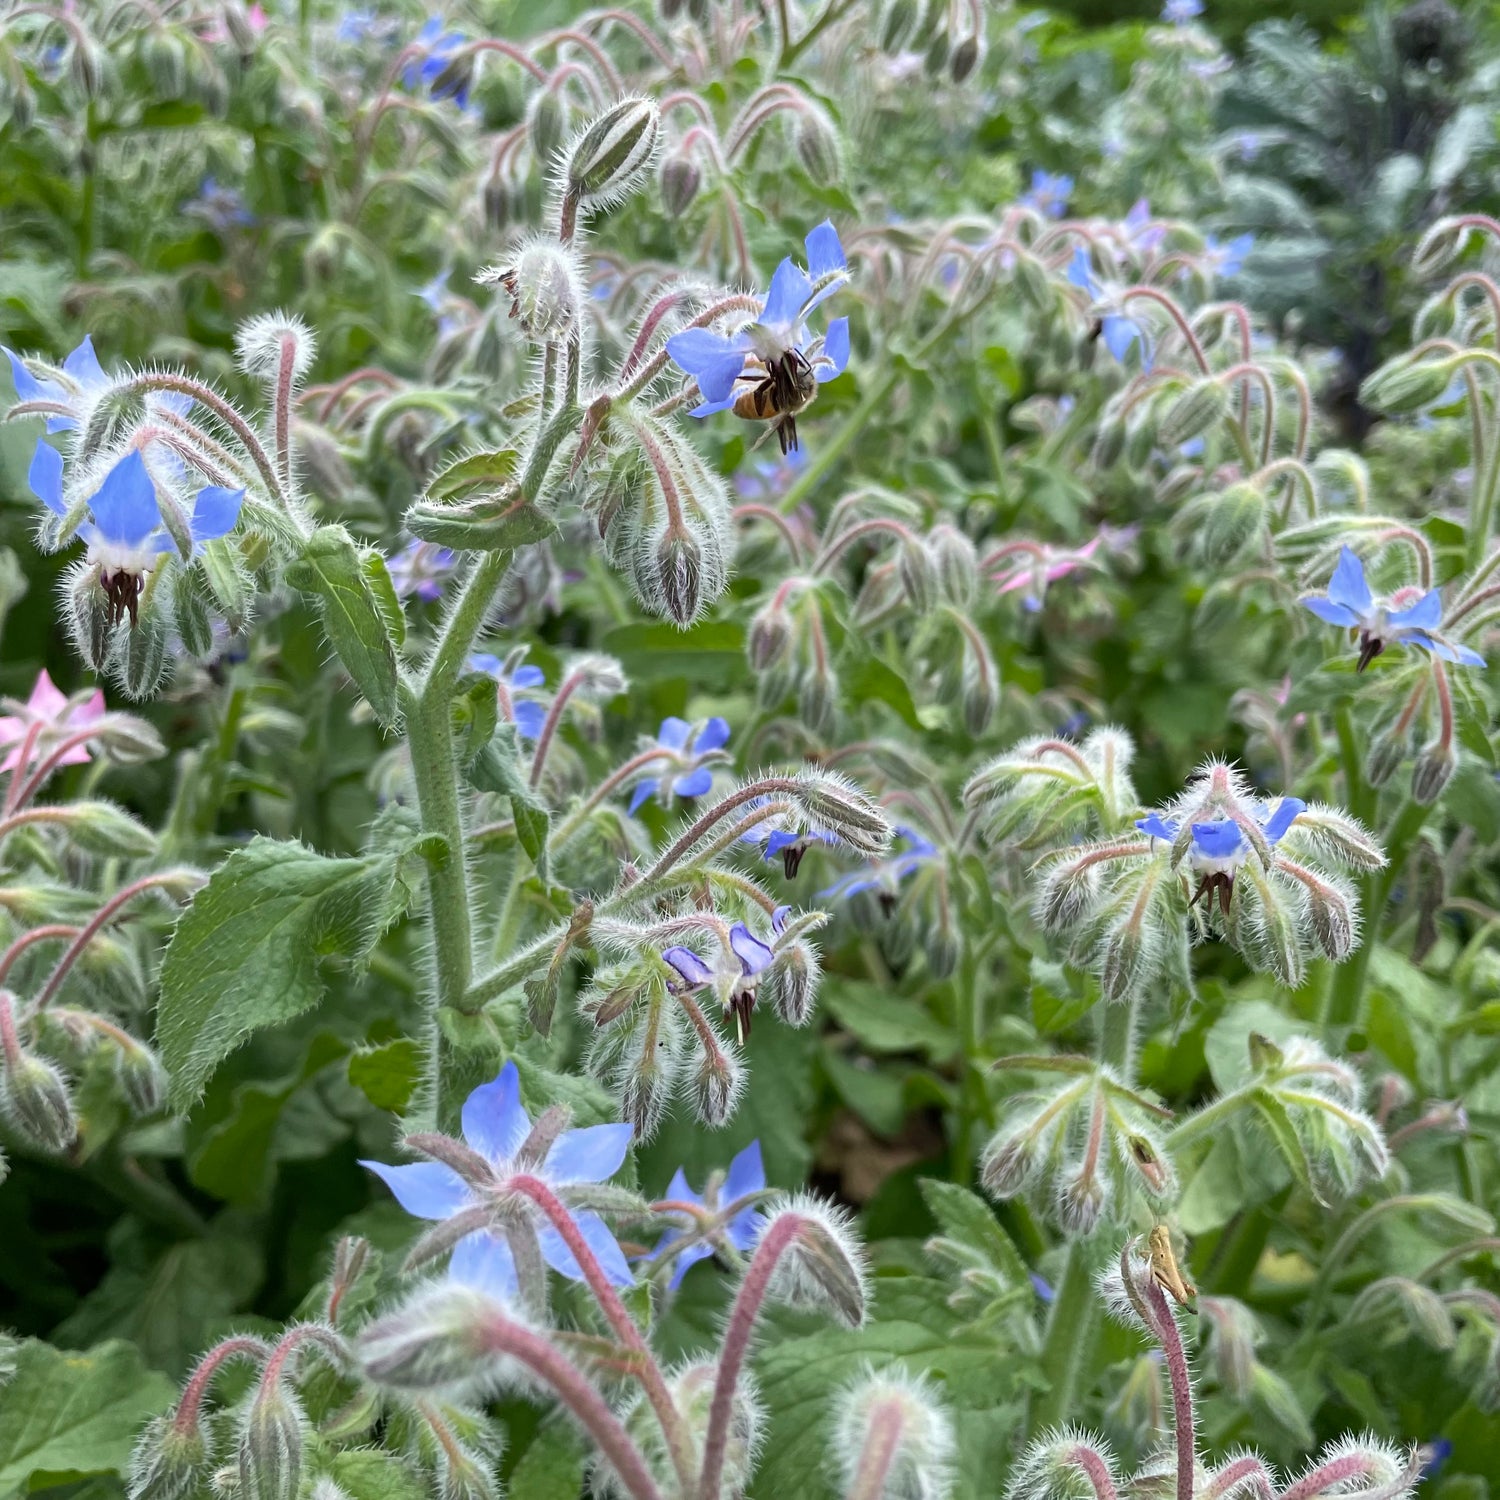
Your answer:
1029;1234;1103;1436
1323;799;1430;1029
949;941;988;1185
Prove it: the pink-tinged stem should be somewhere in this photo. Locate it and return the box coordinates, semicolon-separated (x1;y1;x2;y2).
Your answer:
613;293;763;403
1063;1443;1121;1500
528;670;588;789
176;1336;273;1432
645;777;800;884
1431;658;1454;753
1139;1274;1196;1500
842;1397;906;1500
477;1311;664;1500
699;1213;806;1500
8;725;107;811
1204;1455;1275;1500
0;992;23;1070
258;1324;347;1393
0;924;75;990
25;872;190;1018
3;724;44;809
1276;1455;1386;1500
509;1175;693;1493
274;335;297;490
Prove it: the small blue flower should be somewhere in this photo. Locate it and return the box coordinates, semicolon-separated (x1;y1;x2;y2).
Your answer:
6;337;110;433
403;16;468;106
1137;796;1306;914
1162;0;1203;22
415;268;451;313
818;826;937;907
1030;1272;1055;1302
1202;233;1253;279
469;651;547;740
663;920;777;1042
665;222;850;452
1020;169;1073;219
1066;247;1149;367
1123;198;1165;255
651;1139;765;1289
337;8;376;41
1420;1439;1453;1480
361;1060;635;1300
1303;547;1484;670
628;716;731;813
187;175;257;233
388;537;456;602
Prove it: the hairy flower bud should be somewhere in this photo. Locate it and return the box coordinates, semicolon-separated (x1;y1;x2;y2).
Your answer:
896;536;934;614
116;1039;168;1115
66;563;116;670
768;942;818;1026
236;1383;304;1500
564;97;660;206
129;1413;211;1500
1360;354;1462;416
1;1050;77;1153
763;1198;869;1326
660;154;701;218
1199;1296;1260;1399
795;108;841;181
1158;376;1229;448
1411;743;1456;805
928;523;977;607
880;0;919;50
1365;730;1406;788
477;238;583;343
980;1130;1037;1198
748;600;793;671
949;34;982;82
792;770;892;858
692;1044;742;1127
115;605;171;700
528;89;567;167
834;1370;955;1500
358;1284;510;1395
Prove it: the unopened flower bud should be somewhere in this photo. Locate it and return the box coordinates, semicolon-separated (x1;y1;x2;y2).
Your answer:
928;523;977;607
357;1284;507;1394
129;1413;211;1500
528;89;567;167
769;942;818;1026
1055;1167;1107;1235
1107;1353;1165;1443
793;770;892;858
764;1198;869;1326
56;800;158;858
660;154;701;218
67;563;116;670
980;1130;1036;1197
1;1050;77;1153
897;537;934;613
693;1045;741;1126
748;601;793;671
1192;481;1265;564
1360;354;1461;416
923;28;951;75
116;1039;168;1115
565;97;660;206
655;530;708;627
1365;730;1406;788
1412;216;1469;278
949;33;982;82
836;1370;955;1499
115;604;171;700
1411;743;1456;805
236;1384;304;1500
795;109;841;181
1013;253;1051;310
796;660;836;733
71;37;104;96
1092;414;1128;470
1199;1296;1260;1399
880;0;919;50
1159;376;1228;448
1413;292;1458;342
477;239;583;343
224;4;260;52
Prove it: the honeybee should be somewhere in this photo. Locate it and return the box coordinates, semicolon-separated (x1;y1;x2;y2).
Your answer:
732;349;819;455
1146;1223;1197;1307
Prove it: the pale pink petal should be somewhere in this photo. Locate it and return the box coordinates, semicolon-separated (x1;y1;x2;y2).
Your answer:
26;670;69;720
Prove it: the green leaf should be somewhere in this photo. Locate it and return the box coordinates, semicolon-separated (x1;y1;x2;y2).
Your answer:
349;1037;423;1114
157;837;408;1108
1250;1086;1315;1198
0;1340;174;1499
507;1423;586;1500
467;724;551;880
821;980;957;1060
286;525;401;726
918;1178;1030;1287
424;449;520;502
599;620;746;688
362;549;406;649
840;656;921;729
405;488;557;552
324;1449;429;1500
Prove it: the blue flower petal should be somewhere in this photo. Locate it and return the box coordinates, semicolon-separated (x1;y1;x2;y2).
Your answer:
673;766;713;798
628;778;659;814
1387;589;1443;631
1135;813;1178;841
511;664;545;688
817;317;850;382
88;451;162;547
666;1238;714;1289
360;1158;470;1219
664;1166;700;1208
694;715;731;752
514;701;547;740
1261;797;1305;843
545;1121;633;1184
449;1229;521;1300
1101;315;1140;364
728;922;774;975
539;1209;634;1285
190;485;244;542
1407;631;1486;667
469;652;501;675
1303;597;1360;627
1190;820;1244;860
724;1139;764;1202
63;336;106;390
5;347;45;403
28;440;64;515
663;945;714;987
760;258;813;333
658;716;693;751
1066;247;1096;293
804;220;846;281
771;904;792;933
461;1062;532;1163
1327;547;1372;614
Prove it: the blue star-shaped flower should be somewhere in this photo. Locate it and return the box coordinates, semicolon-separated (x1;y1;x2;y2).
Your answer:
1303;547;1484;670
1136;796;1306;915
628;715;731;813
665;222;851;452
403;16;468;105
361;1060;635;1299
818;826;937;904
663;916;779;1043
651;1140;765;1290
1202;233;1253;279
6;337;110;433
1067;247;1149;367
1020;169;1073;219
469;652;547;739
